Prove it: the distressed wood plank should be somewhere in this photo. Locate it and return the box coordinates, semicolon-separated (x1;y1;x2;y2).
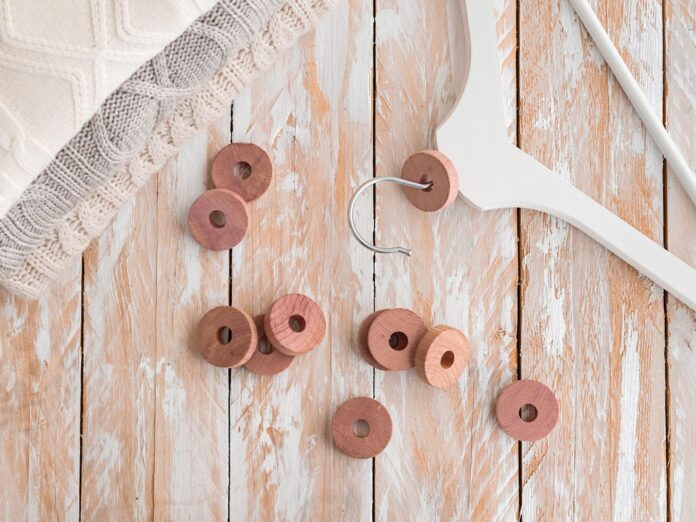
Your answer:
0;266;81;521
80;178;158;519
152;116;231;520
518;0;666;519
228;0;374;518
665;0;696;518
374;0;519;519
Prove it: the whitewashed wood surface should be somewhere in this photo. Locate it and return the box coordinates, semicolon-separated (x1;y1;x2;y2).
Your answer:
0;0;694;519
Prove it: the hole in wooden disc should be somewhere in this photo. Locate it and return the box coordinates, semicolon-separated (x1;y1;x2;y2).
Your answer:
388;332;408;351
440;350;455;369
217;326;232;345
419;175;434;192
519;404;538;423
209;210;227;228
234;161;252;180
258;338;273;355
289;315;306;333
352;419;370;438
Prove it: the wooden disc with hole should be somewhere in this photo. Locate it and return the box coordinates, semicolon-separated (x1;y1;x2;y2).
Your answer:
211;143;273;202
357;312;388;371
264;294;326;356
188;189;249;251
244;315;295;375
400;150;459;212
196;306;258;368
415;325;468;388
331;397;392;459
496;380;559;441
366;308;428;371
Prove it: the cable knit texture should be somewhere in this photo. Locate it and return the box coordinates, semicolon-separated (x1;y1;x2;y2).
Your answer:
0;0;217;217
1;0;336;299
0;0;285;278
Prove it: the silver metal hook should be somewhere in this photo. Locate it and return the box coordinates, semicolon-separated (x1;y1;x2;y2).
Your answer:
348;176;433;256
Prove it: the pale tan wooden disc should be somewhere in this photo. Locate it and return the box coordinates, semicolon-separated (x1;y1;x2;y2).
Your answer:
496;380;559;441
196;306;258;368
400;150;459;212
331;397;392;459
211;143;273;202
415;325;468;388
357;311;388;370
244;315;295;375
366;308;427;371
188;189;249;251
264;294;326;356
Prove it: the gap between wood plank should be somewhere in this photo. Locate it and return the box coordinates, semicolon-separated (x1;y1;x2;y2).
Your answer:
661;0;672;519
515;0;523;518
371;1;378;520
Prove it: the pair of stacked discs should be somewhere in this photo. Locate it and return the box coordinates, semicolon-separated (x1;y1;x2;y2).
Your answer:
196;294;326;375
188;143;272;251
358;309;468;389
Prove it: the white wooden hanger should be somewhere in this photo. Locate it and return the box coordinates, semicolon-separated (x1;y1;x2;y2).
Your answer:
436;0;696;311
349;0;696;311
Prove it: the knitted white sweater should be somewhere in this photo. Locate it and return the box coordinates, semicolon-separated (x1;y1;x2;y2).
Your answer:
1;0;336;298
0;0;216;217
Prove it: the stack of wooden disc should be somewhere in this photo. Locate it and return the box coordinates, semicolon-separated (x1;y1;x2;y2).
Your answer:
197;293;326;376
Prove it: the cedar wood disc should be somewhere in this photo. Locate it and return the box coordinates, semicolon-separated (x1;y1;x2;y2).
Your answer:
495;380;559;441
196;306;258;368
244;314;295;375
415;325;468;388
400;150;459;212
188;188;249;251
264;294;326;356
211;143;273;202
366;308;427;370
331;397;392;459
357;311;388;370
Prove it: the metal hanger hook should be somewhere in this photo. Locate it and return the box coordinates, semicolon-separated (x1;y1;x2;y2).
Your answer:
348;176;433;256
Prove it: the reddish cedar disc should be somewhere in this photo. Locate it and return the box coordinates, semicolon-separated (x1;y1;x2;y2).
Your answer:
496;380;559;441
415;325;469;388
188;188;249;251
196;306;257;368
331;397;392;459
264;294;326;356
211;143;273;202
366;308;428;371
357;311;388;370
244;315;295;375
400;150;459;212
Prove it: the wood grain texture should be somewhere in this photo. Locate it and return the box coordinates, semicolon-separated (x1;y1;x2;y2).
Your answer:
227;0;375;518
665;0;696;518
374;0;519;519
519;0;667;519
81;177;158;520
0;265;81;520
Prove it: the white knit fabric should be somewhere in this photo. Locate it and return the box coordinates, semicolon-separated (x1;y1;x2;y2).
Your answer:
1;0;335;299
0;0;217;217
